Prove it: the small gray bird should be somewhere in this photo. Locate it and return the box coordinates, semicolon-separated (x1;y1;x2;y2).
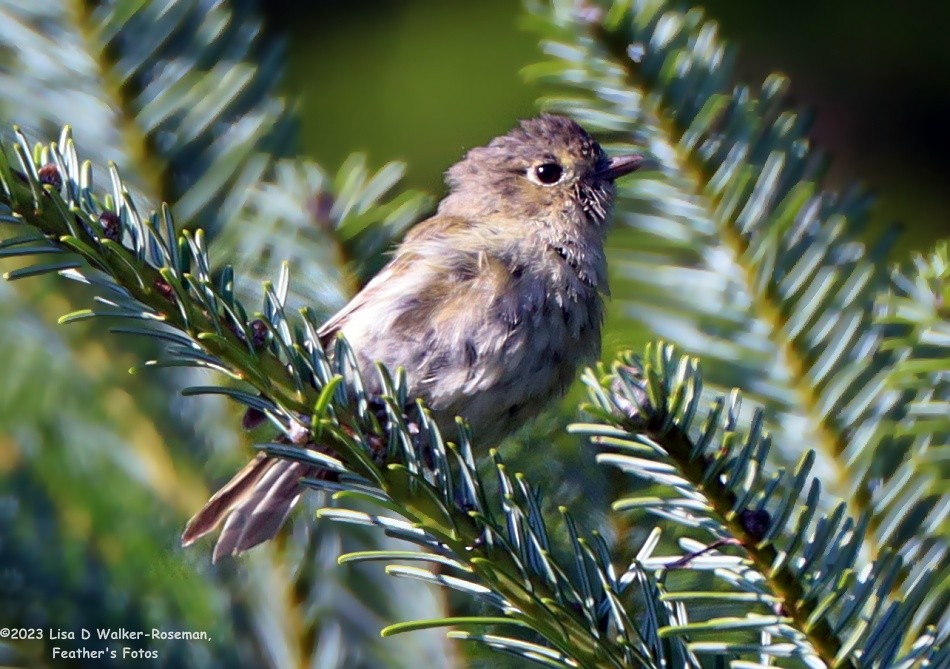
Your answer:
182;115;643;561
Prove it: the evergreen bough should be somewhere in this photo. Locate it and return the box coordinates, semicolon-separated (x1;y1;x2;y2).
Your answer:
0;1;946;668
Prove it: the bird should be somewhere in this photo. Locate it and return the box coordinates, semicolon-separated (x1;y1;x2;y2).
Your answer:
181;114;643;562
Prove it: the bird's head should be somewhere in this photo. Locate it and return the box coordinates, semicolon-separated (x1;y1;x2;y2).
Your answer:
440;114;643;226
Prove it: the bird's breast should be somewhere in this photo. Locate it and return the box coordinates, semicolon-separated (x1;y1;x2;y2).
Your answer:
402;269;600;443
337;235;606;445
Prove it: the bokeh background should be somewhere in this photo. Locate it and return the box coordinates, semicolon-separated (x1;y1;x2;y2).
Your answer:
0;1;947;667
267;0;950;254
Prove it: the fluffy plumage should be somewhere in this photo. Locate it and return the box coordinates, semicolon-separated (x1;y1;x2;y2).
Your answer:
182;115;642;560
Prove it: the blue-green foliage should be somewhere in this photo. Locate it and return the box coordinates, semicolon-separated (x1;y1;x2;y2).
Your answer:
523;0;948;632
0;0;946;667
0;0;441;667
0;116;945;667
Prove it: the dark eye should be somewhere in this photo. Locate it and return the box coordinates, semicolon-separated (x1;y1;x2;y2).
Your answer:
533;163;563;185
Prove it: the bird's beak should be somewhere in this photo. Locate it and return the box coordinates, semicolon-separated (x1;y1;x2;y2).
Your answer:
595;154;645;181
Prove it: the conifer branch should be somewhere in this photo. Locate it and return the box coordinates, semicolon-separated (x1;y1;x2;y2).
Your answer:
1;1;946;665
0;127;683;669
67;0;169;206
523;1;947;623
524;0;888;555
2;127;944;668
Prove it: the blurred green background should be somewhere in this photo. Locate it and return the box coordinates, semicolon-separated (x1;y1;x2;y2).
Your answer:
1;1;947;667
266;0;949;255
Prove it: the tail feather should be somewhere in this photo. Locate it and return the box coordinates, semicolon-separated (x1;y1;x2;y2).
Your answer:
182;452;317;562
181;453;271;546
212;458;312;562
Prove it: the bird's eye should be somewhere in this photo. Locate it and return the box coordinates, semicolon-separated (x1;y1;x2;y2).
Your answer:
533;163;564;185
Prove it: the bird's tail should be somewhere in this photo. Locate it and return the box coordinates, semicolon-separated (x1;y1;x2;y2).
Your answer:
181;452;318;563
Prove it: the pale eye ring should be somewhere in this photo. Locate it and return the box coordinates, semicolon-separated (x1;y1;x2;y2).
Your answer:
533;162;564;185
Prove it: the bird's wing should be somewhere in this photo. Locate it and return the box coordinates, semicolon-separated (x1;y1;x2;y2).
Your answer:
316;261;397;343
181;219;478;559
316;214;476;343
